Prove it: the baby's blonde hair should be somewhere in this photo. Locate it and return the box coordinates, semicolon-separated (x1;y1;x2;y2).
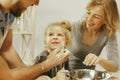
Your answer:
45;20;72;47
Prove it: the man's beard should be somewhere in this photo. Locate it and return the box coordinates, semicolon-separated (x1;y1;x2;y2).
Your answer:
10;2;23;17
10;9;22;17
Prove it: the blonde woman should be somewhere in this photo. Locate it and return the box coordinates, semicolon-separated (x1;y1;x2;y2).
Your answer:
69;0;120;72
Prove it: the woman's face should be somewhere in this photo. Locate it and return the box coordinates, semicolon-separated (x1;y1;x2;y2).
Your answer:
45;26;66;51
85;5;105;32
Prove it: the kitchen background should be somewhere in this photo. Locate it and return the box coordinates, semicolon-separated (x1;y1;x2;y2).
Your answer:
12;0;120;77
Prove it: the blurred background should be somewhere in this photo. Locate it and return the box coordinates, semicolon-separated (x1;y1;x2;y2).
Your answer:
12;0;120;75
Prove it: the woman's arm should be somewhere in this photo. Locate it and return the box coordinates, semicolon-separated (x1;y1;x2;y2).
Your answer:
99;35;119;72
98;58;118;72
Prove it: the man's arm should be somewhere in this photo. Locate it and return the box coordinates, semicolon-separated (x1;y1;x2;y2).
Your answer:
0;29;25;68
11;49;69;80
0;46;69;80
0;29;70;80
0;53;67;80
0;56;15;80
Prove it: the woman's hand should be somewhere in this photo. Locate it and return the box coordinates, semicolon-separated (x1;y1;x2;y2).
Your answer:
83;53;118;71
83;53;100;66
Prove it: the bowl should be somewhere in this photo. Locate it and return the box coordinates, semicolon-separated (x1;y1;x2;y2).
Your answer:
96;71;110;80
70;69;97;80
70;69;110;80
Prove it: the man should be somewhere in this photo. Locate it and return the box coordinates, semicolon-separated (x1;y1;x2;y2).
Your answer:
0;0;70;80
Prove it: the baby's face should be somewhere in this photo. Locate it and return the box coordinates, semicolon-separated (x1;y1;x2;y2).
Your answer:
45;26;66;51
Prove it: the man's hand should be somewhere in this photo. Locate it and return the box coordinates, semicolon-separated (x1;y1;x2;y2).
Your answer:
45;48;70;69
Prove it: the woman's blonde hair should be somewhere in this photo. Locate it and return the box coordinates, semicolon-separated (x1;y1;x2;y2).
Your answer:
82;0;119;36
45;20;72;47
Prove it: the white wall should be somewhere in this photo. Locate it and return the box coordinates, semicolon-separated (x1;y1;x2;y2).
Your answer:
34;0;90;56
34;0;120;56
13;0;120;68
33;0;120;71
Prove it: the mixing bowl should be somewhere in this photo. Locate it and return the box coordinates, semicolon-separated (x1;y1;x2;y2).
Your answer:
70;69;110;80
70;69;97;80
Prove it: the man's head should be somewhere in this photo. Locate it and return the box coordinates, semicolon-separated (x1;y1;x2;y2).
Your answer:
0;0;19;13
10;0;39;17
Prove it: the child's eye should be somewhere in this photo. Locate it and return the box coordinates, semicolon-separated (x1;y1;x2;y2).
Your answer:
48;33;53;36
58;33;63;36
